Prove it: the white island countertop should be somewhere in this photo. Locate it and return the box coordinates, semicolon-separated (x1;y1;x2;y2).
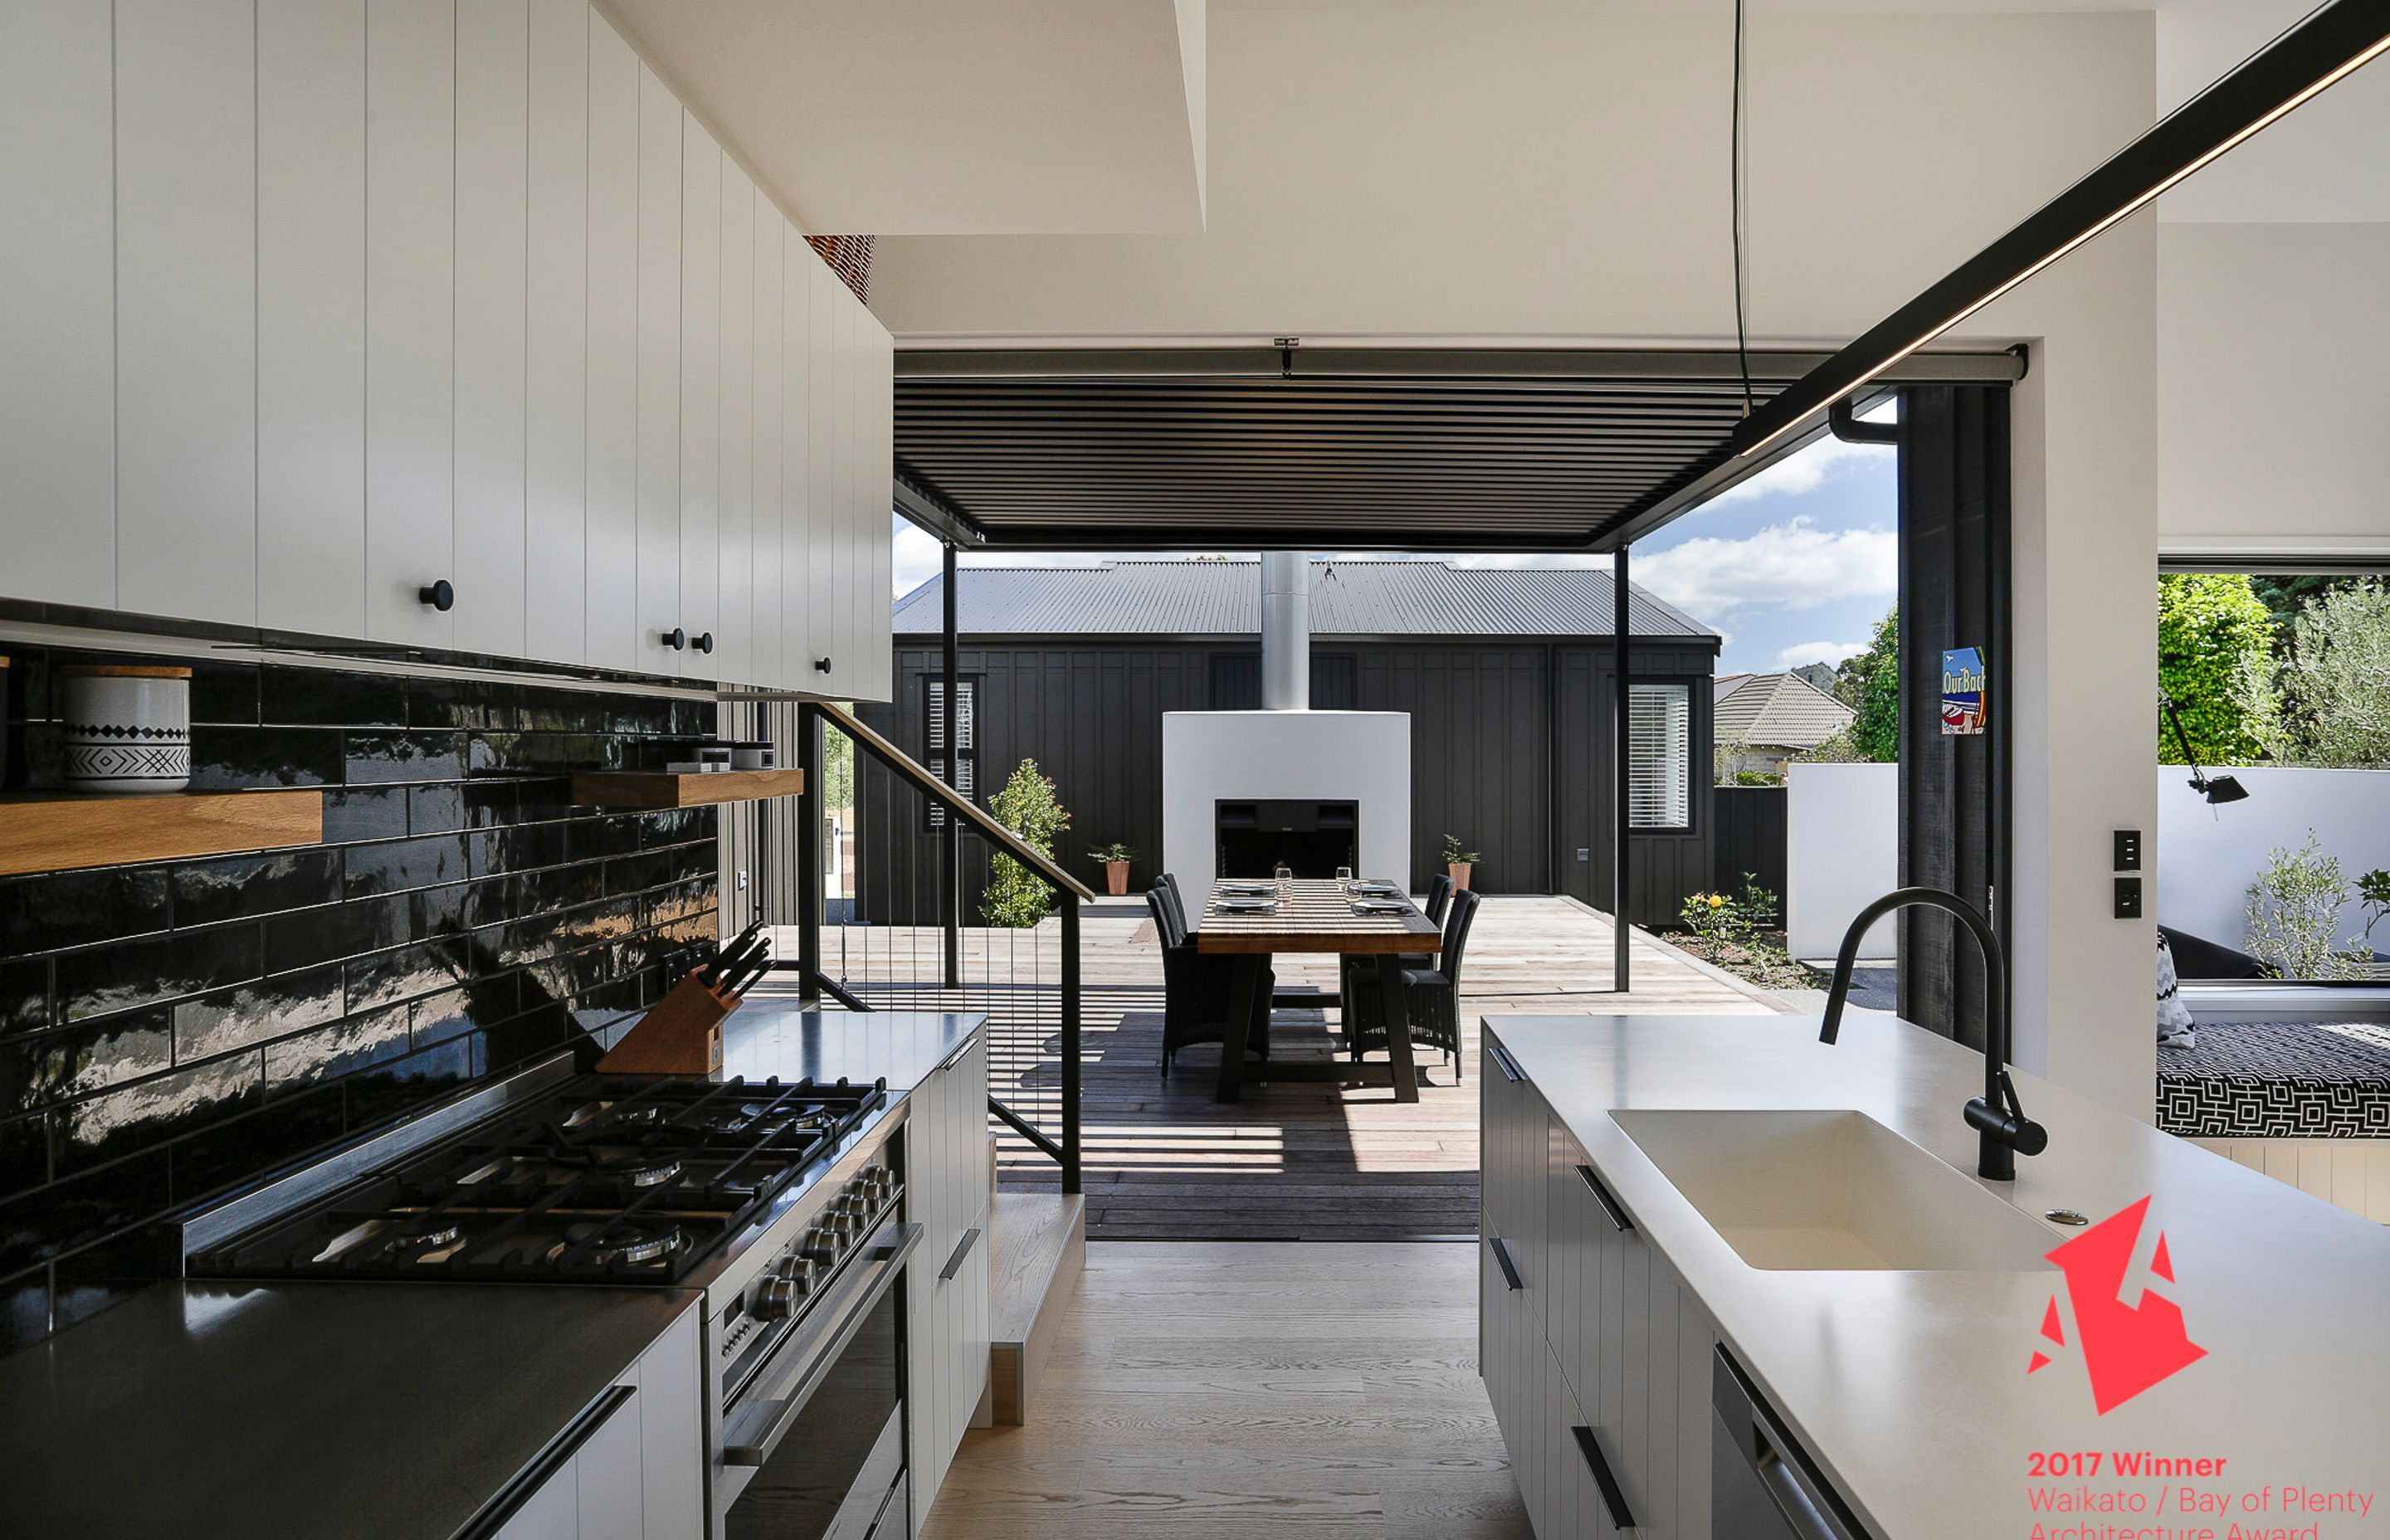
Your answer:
1486;1013;2390;1540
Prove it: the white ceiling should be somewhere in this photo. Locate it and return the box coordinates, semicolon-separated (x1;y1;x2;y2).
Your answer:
598;0;1207;237
2154;0;2390;223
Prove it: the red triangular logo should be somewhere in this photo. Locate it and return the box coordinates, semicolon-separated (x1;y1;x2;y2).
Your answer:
2028;1351;2052;1374
2040;1298;2066;1345
2151;1233;2174;1283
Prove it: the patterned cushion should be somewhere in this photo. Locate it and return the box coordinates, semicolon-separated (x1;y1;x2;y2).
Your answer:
2156;933;2195;1047
2155;1021;2390;1138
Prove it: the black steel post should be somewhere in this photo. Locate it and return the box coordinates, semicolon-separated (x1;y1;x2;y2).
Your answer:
797;703;823;1001
1613;546;1632;992
942;543;962;987
1059;894;1082;1196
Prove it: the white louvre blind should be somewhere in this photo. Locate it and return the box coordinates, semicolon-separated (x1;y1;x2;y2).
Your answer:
925;679;977;828
1627;684;1691;830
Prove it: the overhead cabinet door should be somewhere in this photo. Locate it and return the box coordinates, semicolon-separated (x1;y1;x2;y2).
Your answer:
453;0;529;659
583;16;640;673
715;162;756;687
524;0;589;666
749;200;786;686
675;115;720;681
633;65;681;675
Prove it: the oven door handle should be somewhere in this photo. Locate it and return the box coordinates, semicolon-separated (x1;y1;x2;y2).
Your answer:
722;1221;923;1469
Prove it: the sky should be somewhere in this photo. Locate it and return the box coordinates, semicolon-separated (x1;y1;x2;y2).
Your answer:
889;406;1899;679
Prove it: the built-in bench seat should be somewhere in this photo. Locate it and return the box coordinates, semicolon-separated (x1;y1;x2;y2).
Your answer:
2157;1021;2390;1139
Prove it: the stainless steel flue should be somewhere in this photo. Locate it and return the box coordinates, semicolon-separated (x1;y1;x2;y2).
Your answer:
1260;552;1310;709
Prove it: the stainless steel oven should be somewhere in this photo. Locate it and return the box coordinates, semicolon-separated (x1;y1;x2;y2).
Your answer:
718;1212;922;1540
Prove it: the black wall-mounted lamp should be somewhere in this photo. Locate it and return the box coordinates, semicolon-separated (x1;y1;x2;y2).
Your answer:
2161;693;2249;805
1726;0;2390;465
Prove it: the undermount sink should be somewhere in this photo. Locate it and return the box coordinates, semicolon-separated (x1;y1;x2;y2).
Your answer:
1609;1109;2059;1272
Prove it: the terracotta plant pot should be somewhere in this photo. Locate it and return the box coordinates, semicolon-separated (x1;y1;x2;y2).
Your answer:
1105;860;1131;896
1448;861;1473;892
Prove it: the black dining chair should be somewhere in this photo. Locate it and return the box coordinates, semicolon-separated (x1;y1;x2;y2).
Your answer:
1146;886;1273;1082
1166;870;1335;1014
1339;875;1451;1060
1423;873;1455;927
1348;889;1480;1080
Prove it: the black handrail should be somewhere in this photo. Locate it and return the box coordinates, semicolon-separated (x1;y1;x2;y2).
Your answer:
798;700;1084;1196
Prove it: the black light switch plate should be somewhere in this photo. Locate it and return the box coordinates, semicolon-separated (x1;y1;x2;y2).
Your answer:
2114;877;2143;919
2113;830;2142;870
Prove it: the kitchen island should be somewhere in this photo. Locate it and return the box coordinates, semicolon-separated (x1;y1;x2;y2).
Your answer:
1483;1012;2390;1540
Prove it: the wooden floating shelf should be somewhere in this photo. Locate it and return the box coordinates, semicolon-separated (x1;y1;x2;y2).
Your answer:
572;768;806;811
0;787;325;878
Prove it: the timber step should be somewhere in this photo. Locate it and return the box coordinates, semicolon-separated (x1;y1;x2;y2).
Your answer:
984;1188;1086;1425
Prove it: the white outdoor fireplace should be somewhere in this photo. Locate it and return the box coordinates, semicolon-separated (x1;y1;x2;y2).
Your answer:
1160;554;1412;884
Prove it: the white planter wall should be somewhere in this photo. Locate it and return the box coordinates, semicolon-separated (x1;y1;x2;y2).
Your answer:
1784;763;1900;961
0;0;893;699
2155;766;2390;953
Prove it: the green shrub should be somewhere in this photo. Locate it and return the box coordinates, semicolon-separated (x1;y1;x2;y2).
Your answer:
2158;575;2272;766
1831;609;1900;763
2241;578;2390;768
2244;832;2371;980
980;759;1071;928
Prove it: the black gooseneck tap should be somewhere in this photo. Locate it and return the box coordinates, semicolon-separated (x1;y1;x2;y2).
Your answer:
1818;886;2049;1182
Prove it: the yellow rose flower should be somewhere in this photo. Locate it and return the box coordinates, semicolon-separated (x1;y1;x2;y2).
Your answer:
1709;894;1725;909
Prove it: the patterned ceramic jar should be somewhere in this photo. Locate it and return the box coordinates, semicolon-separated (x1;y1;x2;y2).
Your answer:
62;664;192;793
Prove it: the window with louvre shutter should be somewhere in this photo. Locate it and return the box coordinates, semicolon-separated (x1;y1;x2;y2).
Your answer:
924;676;978;830
1627;682;1692;831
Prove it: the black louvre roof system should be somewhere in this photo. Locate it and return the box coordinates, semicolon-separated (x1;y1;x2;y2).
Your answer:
892;346;2022;553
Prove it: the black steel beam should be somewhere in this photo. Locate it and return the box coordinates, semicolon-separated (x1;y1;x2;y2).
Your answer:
897;345;2024;385
941;543;962;989
1613;547;1632;992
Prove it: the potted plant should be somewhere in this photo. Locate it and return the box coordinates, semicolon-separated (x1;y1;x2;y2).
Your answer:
1090;841;1136;897
1443;833;1480;892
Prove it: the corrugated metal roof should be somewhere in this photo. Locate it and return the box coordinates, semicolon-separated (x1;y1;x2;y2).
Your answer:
1712;670;1856;749
890;559;1718;641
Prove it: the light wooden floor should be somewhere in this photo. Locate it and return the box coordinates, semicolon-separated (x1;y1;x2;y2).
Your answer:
919;1240;1534;1540
772;896;1778;1240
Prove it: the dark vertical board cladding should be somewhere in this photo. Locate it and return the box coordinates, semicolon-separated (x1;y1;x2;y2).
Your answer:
0;649;717;1353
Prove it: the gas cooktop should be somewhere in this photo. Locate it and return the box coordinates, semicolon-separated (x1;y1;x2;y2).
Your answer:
190;1074;886;1287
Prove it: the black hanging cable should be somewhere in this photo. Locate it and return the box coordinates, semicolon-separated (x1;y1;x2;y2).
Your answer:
1730;0;1754;417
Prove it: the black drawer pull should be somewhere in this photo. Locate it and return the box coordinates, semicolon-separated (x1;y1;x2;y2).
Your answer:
1576;1164;1634;1233
1487;1042;1524;1083
417;579;455;612
458;1384;636;1540
1486;1234;1522;1292
1573;1424;1638;1531
940;1226;982;1282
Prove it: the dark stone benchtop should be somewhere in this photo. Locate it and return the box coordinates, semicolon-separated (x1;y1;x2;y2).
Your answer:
0;1010;983;1540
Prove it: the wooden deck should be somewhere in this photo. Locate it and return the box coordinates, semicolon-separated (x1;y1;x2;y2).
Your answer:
763;895;1778;1240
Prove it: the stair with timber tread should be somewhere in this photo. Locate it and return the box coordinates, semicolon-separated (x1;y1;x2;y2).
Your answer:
984;1188;1085;1425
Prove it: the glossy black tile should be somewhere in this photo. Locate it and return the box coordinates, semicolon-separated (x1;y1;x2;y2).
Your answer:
0;1012;174;1114
53;1057;261;1179
188;660;261;726
0;959;48;1035
511;777;582;826
171;967;345;1063
344;731;466;786
458;779;522;827
166;1079;345;1203
407;782;466;835
261;665;405;728
640;807;712;849
521;687;613;734
0;1267;46;1354
341;833;468;899
0;869;171;957
518;860;611;914
261;894;408;974
568;815;646;863
467;823;568;879
342;942;465;1016
339;1035;482;1133
408;676;519;732
320;787;410;844
412;977;519;1049
0;1114;47;1194
0;1150;172;1270
263;1004;409;1090
55;926;263;1024
169;849;342;928
186;726;344;790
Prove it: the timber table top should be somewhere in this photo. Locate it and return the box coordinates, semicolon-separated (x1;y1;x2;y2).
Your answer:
1193;877;1441;955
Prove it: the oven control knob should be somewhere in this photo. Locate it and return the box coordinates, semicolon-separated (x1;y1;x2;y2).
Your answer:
752;1274;803;1320
824;1210;861;1243
801;1225;836;1260
776;1255;821;1294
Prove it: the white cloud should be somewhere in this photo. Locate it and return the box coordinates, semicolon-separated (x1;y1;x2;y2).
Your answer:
891;517;944;598
1774;639;1868;671
1704;435;1893;507
1630;516;1894;619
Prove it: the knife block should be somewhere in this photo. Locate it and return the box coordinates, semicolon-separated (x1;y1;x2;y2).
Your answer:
597;969;735;1075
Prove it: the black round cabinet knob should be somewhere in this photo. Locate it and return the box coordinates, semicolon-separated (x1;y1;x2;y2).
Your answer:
814;657;832;673
664;627;687;651
695;632;715;655
417;580;455;612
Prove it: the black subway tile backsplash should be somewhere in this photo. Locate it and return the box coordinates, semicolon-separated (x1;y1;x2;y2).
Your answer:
0;647;719;1354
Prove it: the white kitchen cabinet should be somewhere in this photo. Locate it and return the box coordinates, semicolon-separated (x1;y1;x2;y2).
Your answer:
485;1301;702;1540
675;115;722;680
908;1031;993;1533
634;64;682;673
583;16;641;674
524;0;589;665
115;0;257;628
256;0;367;641
0;2;895;699
363;0;457;649
630;1304;706;1538
454;0;531;660
0;0;115;611
1485;1036;1719;1540
715;165;757;687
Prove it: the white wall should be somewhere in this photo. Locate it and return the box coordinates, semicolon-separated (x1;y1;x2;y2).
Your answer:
1785;764;1900;962
1161;711;1412;887
2157;222;2390;560
2155;767;2390;953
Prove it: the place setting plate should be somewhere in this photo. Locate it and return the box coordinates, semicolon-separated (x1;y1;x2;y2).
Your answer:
1214;897;1278;914
1216;881;1278;897
1350;899;1410;915
1344;880;1402;897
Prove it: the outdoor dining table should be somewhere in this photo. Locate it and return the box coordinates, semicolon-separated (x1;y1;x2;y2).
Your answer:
1195;877;1443;1104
